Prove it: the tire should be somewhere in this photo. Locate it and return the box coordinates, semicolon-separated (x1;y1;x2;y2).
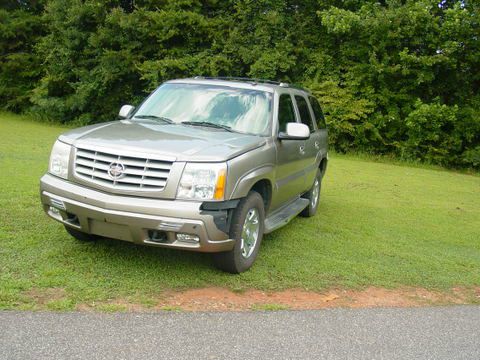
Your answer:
64;225;97;242
300;168;322;217
212;191;265;273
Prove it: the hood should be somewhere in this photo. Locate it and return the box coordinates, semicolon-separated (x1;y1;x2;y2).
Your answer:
59;119;266;162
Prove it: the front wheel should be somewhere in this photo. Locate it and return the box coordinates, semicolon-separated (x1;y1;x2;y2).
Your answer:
300;168;322;217
212;191;265;273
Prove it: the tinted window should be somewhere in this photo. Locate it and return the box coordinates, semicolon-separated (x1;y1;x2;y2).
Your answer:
309;96;326;129
278;94;296;133
295;95;314;132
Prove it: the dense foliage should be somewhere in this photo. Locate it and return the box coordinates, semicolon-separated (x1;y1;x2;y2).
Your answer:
1;0;479;168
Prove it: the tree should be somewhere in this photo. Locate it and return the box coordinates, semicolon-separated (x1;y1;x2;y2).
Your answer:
0;0;478;168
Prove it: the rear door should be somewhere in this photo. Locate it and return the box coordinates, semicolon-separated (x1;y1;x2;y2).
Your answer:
308;94;328;162
293;94;319;190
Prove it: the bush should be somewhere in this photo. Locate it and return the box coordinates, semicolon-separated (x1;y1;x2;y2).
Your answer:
0;0;479;169
404;101;460;165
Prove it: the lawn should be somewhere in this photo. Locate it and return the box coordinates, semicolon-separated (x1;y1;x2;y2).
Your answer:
0;112;479;310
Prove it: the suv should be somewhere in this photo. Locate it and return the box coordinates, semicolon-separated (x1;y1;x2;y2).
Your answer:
40;77;328;273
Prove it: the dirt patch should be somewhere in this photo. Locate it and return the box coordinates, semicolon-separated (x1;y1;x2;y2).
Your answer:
154;288;341;311
153;287;474;311
24;287;67;306
77;286;479;312
336;287;470;308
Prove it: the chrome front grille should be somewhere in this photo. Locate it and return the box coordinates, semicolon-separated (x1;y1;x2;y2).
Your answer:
74;147;173;191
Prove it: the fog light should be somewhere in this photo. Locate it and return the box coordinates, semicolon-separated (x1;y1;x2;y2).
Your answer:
148;230;167;243
49;206;60;215
50;198;66;210
176;233;200;244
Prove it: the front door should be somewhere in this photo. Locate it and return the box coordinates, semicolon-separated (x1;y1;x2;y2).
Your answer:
271;93;307;210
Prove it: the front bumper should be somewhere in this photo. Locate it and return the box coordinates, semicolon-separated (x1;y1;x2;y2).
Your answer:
40;174;235;252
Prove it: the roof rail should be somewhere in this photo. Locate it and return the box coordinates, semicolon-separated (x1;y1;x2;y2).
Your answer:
193;76;291;88
192;76;311;93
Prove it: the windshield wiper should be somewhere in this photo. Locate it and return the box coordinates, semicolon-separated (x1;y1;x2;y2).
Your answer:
134;115;174;124
181;121;235;132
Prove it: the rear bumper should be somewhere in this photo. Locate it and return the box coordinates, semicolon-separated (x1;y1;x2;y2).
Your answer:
39;174;235;252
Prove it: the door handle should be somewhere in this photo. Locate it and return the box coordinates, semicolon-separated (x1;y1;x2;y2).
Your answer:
299;145;305;155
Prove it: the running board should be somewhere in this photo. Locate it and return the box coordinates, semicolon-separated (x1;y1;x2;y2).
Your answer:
264;198;310;234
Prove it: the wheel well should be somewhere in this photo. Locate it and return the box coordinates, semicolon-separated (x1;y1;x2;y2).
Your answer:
250;179;272;212
319;157;327;175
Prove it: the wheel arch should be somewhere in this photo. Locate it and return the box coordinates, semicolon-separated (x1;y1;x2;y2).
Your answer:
319;157;328;177
249;179;272;213
228;164;275;203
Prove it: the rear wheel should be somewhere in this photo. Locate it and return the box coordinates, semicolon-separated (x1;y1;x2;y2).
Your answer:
64;225;97;242
212;191;265;273
300;168;322;217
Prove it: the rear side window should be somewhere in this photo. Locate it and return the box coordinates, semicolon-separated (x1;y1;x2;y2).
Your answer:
295;95;315;132
309;96;326;129
278;94;296;133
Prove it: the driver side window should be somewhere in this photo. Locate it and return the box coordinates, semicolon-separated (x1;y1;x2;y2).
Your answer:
278;94;296;133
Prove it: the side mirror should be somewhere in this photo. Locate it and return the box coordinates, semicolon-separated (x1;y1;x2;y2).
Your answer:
278;122;310;140
118;104;135;119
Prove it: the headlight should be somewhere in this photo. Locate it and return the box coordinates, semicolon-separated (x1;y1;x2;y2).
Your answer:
177;163;227;201
48;140;71;179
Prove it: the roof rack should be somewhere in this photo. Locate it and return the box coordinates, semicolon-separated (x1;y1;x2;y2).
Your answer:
192;76;310;93
193;76;290;88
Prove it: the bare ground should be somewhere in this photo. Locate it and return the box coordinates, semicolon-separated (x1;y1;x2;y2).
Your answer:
62;286;480;312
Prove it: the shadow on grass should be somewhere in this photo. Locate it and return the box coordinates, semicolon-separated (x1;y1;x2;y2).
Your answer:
73;223;289;274
48;223;291;293
81;235;214;270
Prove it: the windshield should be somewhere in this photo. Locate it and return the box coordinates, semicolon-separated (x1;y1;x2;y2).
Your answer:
134;83;272;135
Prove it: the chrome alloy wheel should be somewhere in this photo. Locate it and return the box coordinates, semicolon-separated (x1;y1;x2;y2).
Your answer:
311;178;320;209
240;208;260;259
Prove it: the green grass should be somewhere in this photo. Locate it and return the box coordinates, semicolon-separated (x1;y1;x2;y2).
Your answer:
159;305;183;312
1;112;479;310
250;303;290;311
